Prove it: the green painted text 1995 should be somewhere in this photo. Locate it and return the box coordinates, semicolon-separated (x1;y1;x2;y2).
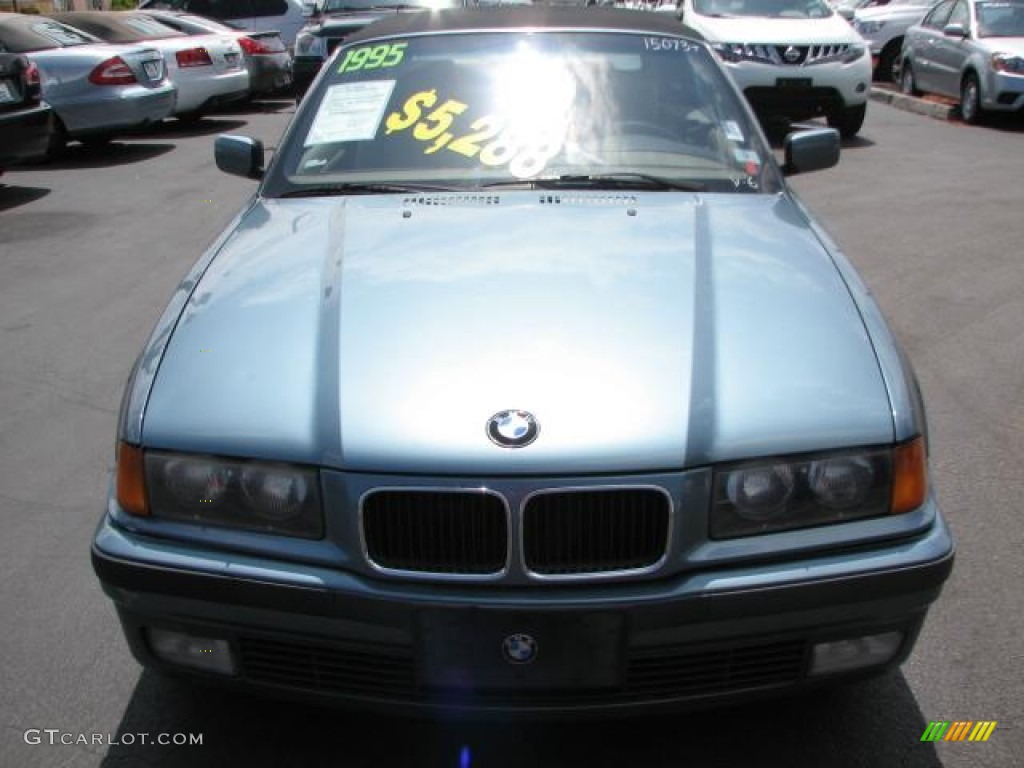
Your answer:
337;42;407;74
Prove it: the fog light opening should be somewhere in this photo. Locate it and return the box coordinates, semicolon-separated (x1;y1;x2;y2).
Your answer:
809;631;903;676
148;628;237;676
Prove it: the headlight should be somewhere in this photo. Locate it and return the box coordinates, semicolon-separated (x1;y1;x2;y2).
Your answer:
992;53;1024;74
808;456;875;509
711;439;927;539
143;452;323;538
240;465;311;521
295;32;326;58
842;43;867;64
725;464;796;521
854;20;883;35
712;43;775;65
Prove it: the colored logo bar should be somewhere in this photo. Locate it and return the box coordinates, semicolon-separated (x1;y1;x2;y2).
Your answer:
920;721;997;742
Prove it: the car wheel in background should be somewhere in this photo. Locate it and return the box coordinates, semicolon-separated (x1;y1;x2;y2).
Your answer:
826;103;866;139
900;62;921;96
877;39;902;83
959;72;984;124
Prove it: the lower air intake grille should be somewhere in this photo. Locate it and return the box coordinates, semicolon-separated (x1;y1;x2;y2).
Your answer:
628;639;807;697
362;490;508;574
239;637;415;697
523;489;670;575
238;635;807;704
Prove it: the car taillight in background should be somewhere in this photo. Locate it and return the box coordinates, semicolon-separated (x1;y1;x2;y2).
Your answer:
24;61;40;87
238;36;285;55
88;56;137;86
176;47;213;68
22;60;41;101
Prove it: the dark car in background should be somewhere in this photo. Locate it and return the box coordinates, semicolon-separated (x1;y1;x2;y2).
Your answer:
0;47;53;171
292;0;463;100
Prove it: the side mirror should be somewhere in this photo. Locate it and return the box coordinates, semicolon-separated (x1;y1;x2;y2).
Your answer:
783;128;840;175
943;22;968;37
215;135;264;180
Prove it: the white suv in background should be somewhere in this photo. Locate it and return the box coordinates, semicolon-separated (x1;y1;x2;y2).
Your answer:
678;0;873;136
853;0;936;82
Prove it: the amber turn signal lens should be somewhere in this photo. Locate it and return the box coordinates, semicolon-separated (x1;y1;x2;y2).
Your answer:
116;442;149;516
891;437;927;514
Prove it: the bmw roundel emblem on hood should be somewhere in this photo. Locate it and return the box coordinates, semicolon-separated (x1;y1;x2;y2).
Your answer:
487;410;539;448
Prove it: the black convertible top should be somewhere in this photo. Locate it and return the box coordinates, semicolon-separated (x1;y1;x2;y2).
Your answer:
344;7;704;45
49;12;186;44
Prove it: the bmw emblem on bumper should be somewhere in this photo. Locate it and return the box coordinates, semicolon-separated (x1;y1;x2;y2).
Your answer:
502;633;538;664
487;410;539;448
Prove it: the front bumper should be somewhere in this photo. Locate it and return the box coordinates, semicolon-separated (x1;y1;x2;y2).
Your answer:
982;70;1024;112
93;503;954;715
723;56;872;118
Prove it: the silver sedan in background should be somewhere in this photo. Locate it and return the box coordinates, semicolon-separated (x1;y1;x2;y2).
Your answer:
900;0;1024;122
137;10;292;97
0;13;175;155
50;12;248;121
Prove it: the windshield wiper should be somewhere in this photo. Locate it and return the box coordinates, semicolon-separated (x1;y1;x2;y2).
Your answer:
481;174;705;192
280;182;457;198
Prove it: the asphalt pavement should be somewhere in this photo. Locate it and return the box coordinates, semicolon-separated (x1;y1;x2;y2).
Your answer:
0;99;1021;768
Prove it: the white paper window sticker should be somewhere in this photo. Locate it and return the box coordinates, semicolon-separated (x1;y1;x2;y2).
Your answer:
304;80;397;147
723;120;744;143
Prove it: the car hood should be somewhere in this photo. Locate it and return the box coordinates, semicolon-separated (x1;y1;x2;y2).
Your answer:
142;192;894;474
976;35;1024;56
854;5;931;23
688;13;860;44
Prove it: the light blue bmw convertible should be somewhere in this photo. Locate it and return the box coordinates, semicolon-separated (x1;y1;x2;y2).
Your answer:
93;7;954;715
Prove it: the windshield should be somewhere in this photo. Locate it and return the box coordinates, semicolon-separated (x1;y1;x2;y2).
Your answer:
0;20;98;52
321;0;461;11
121;15;187;39
693;0;834;18
267;31;779;196
976;0;1024;35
